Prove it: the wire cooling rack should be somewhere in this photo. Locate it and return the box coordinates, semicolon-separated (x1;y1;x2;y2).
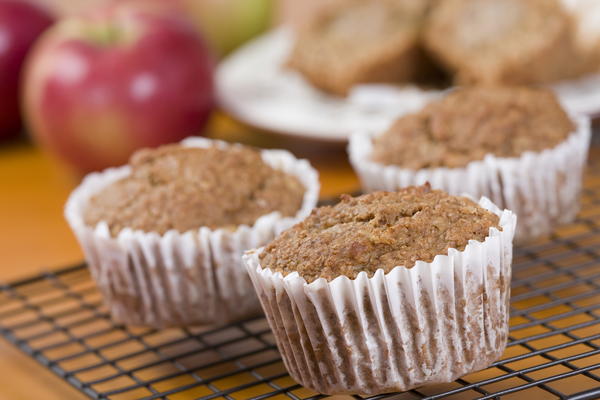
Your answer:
2;173;600;399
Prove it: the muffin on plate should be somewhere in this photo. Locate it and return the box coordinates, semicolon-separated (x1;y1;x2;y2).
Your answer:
244;185;516;395
424;0;585;85
562;0;600;74
349;86;591;242
287;0;435;96
65;137;319;328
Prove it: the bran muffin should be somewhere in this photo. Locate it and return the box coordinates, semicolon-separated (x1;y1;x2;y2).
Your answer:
84;144;305;236
245;186;516;395
349;86;591;241
287;0;435;96
423;0;585;85
65;137;320;328
261;186;499;282
372;87;574;169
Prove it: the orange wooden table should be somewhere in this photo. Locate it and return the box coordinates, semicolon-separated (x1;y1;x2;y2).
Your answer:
0;114;359;399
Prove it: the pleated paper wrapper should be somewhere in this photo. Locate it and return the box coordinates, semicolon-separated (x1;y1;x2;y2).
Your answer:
244;198;516;396
65;137;320;328
348;115;590;242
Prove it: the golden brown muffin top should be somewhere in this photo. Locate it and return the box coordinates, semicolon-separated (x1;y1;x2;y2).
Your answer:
371;87;574;169
260;185;500;282
84;144;306;235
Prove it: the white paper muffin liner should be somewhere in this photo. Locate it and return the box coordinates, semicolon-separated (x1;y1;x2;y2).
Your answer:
244;198;516;395
65;137;320;328
348;115;590;242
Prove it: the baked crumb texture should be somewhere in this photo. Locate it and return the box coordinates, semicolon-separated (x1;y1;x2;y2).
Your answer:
84;144;306;236
371;86;574;169
246;192;516;395
67;139;320;328
260;185;500;282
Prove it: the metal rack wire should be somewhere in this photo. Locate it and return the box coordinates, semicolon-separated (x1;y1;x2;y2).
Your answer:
1;172;600;399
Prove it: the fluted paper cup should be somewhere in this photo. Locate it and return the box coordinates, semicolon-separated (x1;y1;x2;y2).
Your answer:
65;137;320;328
244;198;516;396
349;115;590;242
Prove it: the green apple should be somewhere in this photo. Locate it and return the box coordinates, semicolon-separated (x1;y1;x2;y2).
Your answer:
182;0;273;56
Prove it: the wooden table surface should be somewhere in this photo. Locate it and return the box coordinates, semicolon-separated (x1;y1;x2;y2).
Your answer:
0;114;359;399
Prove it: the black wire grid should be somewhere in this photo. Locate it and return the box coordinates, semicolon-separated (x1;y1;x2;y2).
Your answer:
2;174;600;399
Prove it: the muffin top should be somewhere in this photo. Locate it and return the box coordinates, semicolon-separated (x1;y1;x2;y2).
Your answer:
423;0;577;85
259;185;500;282
287;0;433;96
303;0;427;51
371;87;574;169
84;144;306;235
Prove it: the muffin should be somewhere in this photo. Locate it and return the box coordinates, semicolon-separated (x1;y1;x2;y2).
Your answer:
562;0;600;74
423;0;585;85
65;137;320;327
349;87;591;241
244;186;517;395
287;0;435;96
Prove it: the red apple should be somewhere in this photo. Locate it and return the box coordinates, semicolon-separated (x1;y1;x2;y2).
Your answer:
23;3;214;173
0;0;53;141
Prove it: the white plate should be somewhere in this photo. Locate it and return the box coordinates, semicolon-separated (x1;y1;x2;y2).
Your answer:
217;28;600;143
